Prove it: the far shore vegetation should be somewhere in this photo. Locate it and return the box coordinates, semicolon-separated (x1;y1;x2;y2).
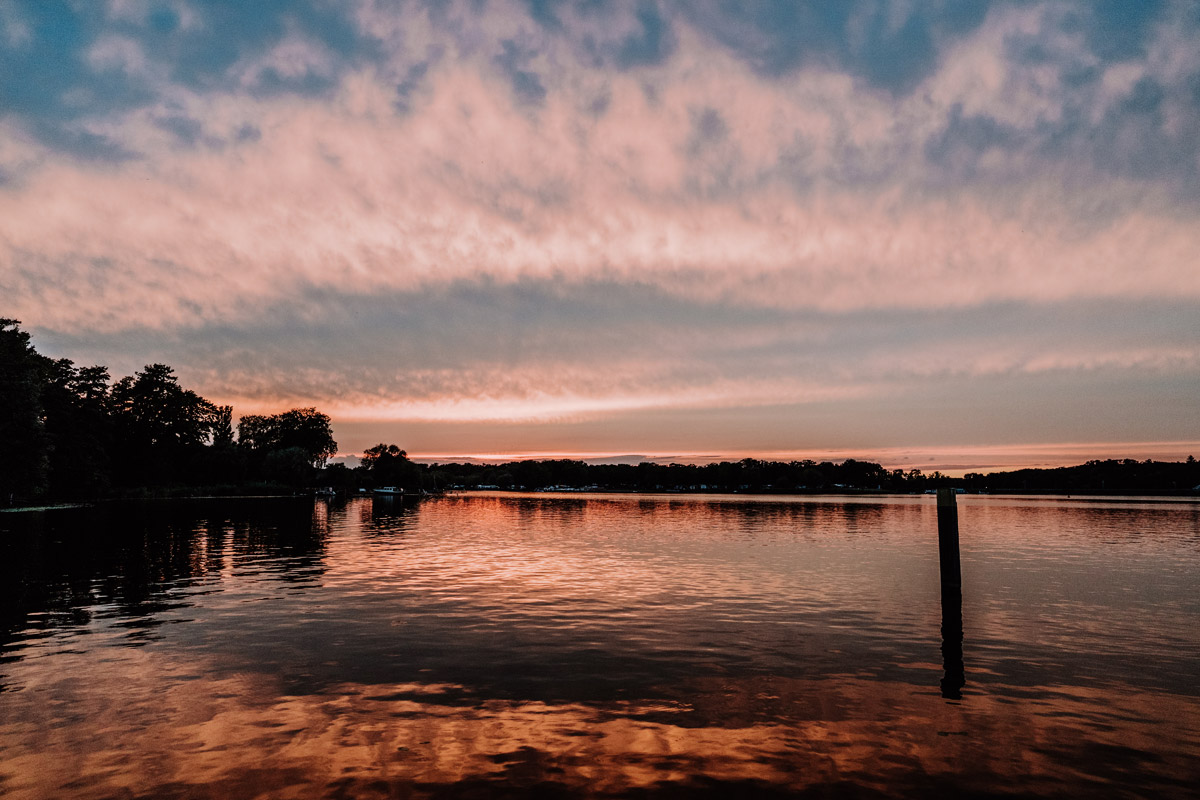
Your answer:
3;319;1198;507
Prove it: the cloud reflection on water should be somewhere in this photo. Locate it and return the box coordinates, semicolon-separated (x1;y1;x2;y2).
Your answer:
1;495;1199;797
3;660;1197;799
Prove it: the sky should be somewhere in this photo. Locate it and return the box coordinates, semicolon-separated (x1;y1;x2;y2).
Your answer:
2;0;1198;472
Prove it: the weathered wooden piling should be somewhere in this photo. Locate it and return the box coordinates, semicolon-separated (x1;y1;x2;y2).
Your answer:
936;488;965;699
936;488;962;591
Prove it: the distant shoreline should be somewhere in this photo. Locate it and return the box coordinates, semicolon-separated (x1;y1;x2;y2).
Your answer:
10;489;1199;515
0;494;303;513
0;503;89;513
452;488;1200;502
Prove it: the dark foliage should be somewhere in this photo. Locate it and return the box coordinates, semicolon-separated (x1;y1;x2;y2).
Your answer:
238;407;337;468
0;319;50;501
360;443;423;491
0;320;338;504
408;456;1200;496
961;458;1200;495
4;320;1196;504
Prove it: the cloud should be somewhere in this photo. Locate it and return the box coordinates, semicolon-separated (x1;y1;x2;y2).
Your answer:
233;25;339;96
0;4;33;49
37;281;1199;437
2;0;1198;455
87;33;152;77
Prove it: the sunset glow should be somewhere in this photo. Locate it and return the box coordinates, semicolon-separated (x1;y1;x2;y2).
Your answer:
3;2;1198;464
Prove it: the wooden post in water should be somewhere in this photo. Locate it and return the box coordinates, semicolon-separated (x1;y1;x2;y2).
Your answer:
937;488;965;699
937;489;961;590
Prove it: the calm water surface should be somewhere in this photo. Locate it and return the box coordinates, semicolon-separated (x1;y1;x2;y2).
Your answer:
1;493;1198;798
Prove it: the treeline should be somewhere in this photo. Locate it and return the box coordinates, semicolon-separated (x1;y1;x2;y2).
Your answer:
1;319;337;504
7;319;1196;503
374;455;1199;496
961;458;1199;495
422;457;916;493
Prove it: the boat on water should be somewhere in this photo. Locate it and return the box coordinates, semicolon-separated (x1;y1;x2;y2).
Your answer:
314;487;336;498
373;486;404;497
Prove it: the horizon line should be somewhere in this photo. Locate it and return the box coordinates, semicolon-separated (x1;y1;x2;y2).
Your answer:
328;440;1200;477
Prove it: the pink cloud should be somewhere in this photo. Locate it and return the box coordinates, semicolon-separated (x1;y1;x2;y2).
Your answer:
2;2;1197;458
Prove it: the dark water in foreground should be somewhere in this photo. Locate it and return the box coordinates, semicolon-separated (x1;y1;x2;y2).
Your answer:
1;493;1198;799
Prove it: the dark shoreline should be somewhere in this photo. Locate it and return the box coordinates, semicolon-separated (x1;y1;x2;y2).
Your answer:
6;487;1198;514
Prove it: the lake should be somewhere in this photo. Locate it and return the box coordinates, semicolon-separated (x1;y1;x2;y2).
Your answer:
1;493;1198;798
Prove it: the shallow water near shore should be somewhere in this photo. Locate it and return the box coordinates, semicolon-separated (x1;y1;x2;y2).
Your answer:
2;493;1198;798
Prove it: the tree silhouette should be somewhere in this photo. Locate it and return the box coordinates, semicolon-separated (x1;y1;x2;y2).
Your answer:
361;443;421;489
111;364;218;449
41;358;113;498
0;319;50;501
238;407;337;469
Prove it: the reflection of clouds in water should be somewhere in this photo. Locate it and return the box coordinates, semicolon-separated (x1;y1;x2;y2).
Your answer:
3;656;1197;799
320;495;935;635
3;495;1200;796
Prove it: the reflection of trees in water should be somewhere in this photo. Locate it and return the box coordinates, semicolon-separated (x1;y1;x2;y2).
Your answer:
512;497;588;529
357;495;422;537
0;499;329;649
969;500;1200;544
636;499;660;516
648;497;903;540
427;494;917;543
426;495;590;531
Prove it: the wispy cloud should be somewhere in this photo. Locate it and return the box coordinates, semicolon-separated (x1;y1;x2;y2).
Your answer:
2;0;1198;460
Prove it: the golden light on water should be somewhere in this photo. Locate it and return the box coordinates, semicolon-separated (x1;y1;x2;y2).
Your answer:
3;494;1199;798
6;656;1197;799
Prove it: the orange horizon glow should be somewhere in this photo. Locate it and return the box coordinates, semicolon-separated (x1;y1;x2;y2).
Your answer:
331;440;1200;477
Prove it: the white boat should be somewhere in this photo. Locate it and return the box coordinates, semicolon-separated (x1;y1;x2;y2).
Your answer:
373;486;403;496
315;487;336;498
